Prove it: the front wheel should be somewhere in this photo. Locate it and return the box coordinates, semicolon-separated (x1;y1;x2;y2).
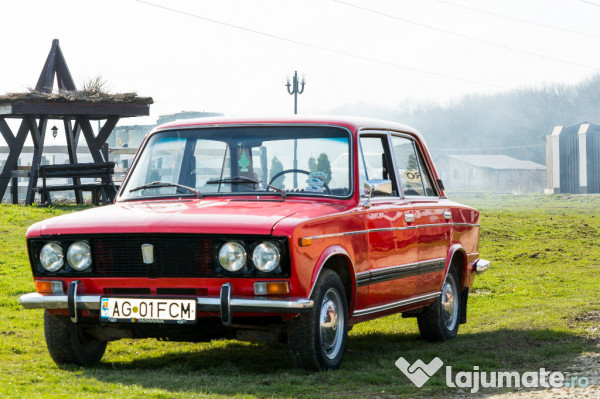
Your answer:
417;267;460;341
287;270;348;370
44;311;107;366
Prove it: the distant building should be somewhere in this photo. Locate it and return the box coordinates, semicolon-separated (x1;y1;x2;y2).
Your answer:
108;111;224;150
546;123;600;194
107;111;223;168
108;124;155;150
435;154;546;193
156;111;223;126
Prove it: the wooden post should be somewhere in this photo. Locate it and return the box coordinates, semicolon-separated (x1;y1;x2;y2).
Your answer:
101;143;109;162
78;116;120;201
11;177;18;204
64;118;83;203
0;119;30;202
25;116;47;205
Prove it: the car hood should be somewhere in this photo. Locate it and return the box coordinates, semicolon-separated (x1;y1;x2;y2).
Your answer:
27;199;345;237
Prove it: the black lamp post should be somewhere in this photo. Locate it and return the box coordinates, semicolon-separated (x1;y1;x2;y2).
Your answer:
285;71;306;188
286;71;305;115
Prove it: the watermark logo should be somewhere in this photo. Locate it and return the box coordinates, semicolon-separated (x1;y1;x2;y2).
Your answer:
395;357;443;387
395;357;590;393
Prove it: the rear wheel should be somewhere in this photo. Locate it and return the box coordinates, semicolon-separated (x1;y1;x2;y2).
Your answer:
44;311;107;366
287;269;348;370
417;267;460;341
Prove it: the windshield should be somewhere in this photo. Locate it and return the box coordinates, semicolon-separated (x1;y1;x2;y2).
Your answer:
119;126;352;201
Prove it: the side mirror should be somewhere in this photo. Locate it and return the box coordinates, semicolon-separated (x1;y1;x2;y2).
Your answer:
436;178;445;191
364;179;392;208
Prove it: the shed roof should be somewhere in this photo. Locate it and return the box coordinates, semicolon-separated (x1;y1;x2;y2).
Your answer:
446;155;545;170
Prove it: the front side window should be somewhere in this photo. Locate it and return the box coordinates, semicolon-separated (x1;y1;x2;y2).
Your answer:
391;135;436;197
358;135;397;197
119;126;352;200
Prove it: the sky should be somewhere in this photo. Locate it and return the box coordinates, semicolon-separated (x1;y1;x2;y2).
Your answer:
1;0;600;128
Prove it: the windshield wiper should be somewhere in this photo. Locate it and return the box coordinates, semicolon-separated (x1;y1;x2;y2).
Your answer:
129;181;202;199
207;176;286;199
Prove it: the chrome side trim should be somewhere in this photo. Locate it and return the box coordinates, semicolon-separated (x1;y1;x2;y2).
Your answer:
304;226;416;241
352;291;440;317
369;226;417;233
303;223;479;241
355;272;371;287
357;263;419;287
371;264;419;284
370;262;419;277
356;258;446;287
418;258;446;275
19;293;314;314
417;223;450;228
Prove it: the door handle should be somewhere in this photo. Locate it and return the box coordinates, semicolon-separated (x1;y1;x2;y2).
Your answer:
443;211;452;220
405;213;415;223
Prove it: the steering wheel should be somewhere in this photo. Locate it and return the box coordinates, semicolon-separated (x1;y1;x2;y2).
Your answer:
268;169;332;194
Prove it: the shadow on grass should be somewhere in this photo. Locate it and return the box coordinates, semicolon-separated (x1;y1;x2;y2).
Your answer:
76;328;598;398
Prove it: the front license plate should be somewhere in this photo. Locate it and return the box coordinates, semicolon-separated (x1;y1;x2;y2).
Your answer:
100;297;197;324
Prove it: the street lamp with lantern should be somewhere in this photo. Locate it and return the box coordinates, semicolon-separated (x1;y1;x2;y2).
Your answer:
285;71;305;115
285;71;306;188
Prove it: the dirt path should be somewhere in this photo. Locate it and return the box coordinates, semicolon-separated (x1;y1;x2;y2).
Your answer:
484;351;600;398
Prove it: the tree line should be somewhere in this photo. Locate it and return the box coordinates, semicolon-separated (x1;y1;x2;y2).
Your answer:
333;74;600;164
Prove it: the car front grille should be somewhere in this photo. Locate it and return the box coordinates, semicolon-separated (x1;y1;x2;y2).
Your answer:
91;235;215;277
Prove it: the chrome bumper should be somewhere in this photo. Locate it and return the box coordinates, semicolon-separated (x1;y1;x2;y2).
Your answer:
19;292;314;313
21;282;313;326
475;259;490;275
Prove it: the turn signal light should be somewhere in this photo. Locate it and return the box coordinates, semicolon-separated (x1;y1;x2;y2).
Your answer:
35;280;64;295
299;238;312;247
254;281;290;296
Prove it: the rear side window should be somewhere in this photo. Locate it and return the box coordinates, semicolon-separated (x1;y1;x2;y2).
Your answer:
391;135;436;197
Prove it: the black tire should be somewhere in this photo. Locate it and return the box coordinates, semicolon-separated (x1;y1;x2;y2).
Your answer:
44;311;107;366
417;267;460;342
287;269;348;370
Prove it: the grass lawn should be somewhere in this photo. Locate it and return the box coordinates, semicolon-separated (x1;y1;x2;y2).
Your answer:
0;194;599;398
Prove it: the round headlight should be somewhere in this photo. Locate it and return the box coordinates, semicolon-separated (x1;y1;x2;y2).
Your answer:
39;242;64;272
252;242;280;272
67;241;92;271
218;242;246;272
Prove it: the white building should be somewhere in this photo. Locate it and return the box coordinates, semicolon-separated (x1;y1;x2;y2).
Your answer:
435;154;546;193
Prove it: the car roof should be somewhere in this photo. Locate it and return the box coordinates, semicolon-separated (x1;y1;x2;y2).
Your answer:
152;115;423;140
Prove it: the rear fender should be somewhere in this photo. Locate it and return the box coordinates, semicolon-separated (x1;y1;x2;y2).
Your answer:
444;244;467;289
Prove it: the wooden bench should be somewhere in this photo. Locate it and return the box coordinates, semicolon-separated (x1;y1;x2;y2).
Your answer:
35;162;117;206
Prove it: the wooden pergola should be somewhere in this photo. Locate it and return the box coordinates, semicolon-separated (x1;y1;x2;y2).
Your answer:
0;39;152;205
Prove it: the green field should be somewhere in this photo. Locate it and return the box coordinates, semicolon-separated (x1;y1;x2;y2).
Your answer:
0;194;598;398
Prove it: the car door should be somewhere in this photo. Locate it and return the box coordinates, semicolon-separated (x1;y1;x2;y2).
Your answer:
390;134;450;296
359;132;418;307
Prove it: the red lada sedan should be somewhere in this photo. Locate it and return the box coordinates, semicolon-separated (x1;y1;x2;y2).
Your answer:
20;116;489;370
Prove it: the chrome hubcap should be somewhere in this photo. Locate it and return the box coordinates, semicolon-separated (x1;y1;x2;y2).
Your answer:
319;288;344;360
441;274;458;330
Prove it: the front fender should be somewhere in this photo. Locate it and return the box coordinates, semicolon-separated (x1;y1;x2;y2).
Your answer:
308;245;357;313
